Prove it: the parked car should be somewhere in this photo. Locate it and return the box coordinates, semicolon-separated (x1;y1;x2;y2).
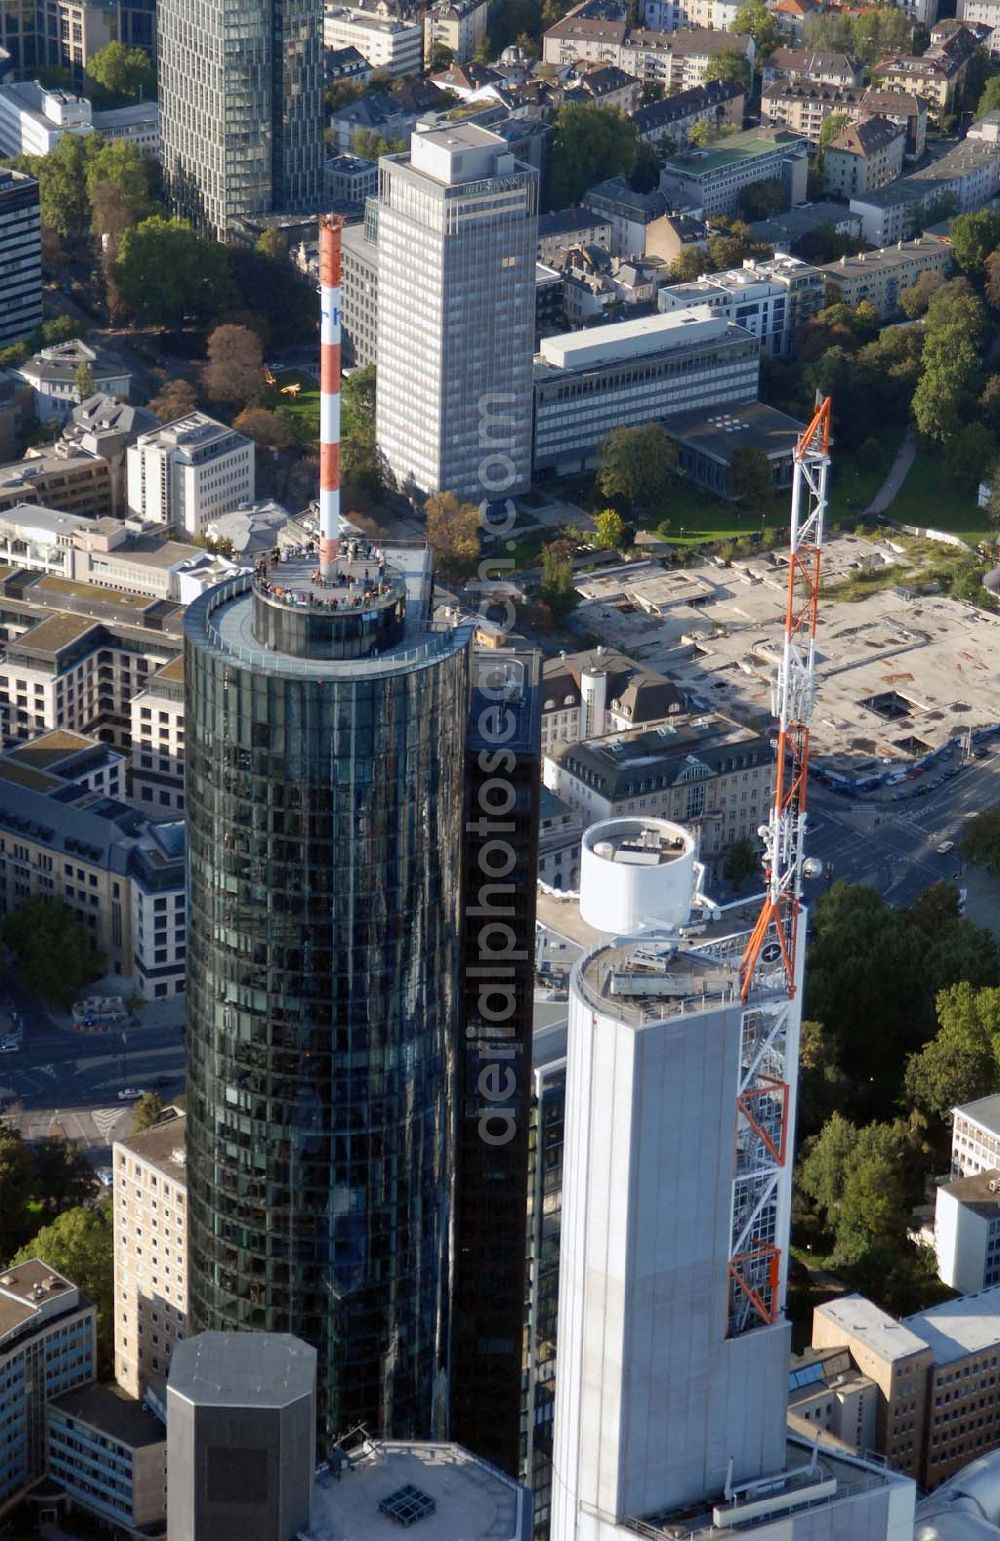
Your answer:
95;1168;113;1187
117;1086;146;1102
936;840;955;854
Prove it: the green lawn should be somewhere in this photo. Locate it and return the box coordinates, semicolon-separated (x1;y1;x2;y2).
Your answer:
270;369;320;443
825;438;899;526
890;447;992;545
649;479;785;544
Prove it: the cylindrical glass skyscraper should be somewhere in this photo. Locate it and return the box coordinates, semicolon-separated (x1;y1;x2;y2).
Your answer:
183;546;472;1444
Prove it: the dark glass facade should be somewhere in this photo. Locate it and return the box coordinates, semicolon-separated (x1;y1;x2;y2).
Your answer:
184;566;472;1444
451;650;540;1476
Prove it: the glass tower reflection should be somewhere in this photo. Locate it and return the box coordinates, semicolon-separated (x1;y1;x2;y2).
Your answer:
183;545;472;1444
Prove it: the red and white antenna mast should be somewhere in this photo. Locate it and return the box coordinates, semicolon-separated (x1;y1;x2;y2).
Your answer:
726;395;830;1338
740;394;831;1000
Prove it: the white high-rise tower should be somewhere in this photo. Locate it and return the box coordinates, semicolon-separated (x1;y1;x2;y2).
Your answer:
550;817;916;1541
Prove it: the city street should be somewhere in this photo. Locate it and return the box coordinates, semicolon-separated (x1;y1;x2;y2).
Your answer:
801;755;1000;918
0;989;185;1164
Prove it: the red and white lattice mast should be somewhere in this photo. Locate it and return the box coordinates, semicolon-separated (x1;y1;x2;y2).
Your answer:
725;396;831;1338
319;214;345;579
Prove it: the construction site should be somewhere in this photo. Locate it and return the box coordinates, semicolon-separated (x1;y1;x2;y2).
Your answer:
573;534;1000;787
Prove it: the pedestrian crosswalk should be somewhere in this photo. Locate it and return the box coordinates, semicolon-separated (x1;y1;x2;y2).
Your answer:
91;1107;126;1139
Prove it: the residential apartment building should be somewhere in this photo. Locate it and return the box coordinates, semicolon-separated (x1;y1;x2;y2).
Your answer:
158;0;324;241
540;646;685;756
619;27;755;92
542;0;627;67
16;339;130;424
0;735;186;996
47;1384;167;1533
958;0;1000;52
129;655;185;814
631;80;745;151
873;45;970;116
341;213;379;367
423;0;490;63
0;80;92;157
824;115;907;196
125;414;255;538
657;253;825;355
323;3;422;75
659;125;809;216
761;81;865;144
113;1111;189;1400
641;0;740;31
0;168;41;351
542;713;774;860
537;205;613;263
763;47;865;87
532;307;760;474
812;1296;932;1481
375;125;537;501
580;176;675;257
0;1260;96;1517
952;1094;1000;1178
850;137;1000;246
934;1170;1000;1295
862;87;928;161
818;233;953;317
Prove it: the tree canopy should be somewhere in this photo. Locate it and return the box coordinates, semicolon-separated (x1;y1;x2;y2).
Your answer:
11;1203;114;1376
86;40;155;104
804;880;998;1119
2;897;103;1008
729;443;773;505
425;492;481;580
203;323;264;406
949;209;1000;278
131;1092;165;1134
546;103;639;209
905;982;1000;1121
704;48;752;88
962;804;1000;873
592;508;626;549
115;216;234;328
597;422;676;509
733;0;779;58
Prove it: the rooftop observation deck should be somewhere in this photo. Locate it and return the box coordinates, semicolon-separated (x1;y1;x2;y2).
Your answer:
251;538;407;660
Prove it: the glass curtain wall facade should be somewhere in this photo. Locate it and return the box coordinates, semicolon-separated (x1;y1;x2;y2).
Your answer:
451;649;540;1477
158;0;323;240
375;128;538;502
184;564;472;1444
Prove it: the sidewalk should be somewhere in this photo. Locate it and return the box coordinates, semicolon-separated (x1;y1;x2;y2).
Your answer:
865;429;916;516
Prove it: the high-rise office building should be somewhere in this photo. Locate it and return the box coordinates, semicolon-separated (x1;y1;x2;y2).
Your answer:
375;125;537;502
184;543;474;1444
550;817;917;1541
450;649;541;1476
0;168;41;351
157;0;323;240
